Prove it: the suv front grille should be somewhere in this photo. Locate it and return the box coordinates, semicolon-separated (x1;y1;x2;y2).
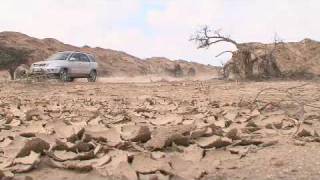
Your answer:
33;64;46;67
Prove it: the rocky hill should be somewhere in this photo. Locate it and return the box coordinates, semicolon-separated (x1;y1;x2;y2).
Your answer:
0;31;218;77
226;39;320;79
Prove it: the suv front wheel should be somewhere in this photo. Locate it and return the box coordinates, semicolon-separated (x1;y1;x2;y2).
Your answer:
88;70;97;82
60;69;70;82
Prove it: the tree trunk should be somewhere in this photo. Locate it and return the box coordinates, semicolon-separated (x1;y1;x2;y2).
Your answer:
8;68;15;80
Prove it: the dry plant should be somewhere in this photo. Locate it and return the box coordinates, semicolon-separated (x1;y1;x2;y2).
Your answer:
251;83;320;136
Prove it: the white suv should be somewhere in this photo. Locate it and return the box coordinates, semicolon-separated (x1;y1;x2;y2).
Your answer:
31;51;98;82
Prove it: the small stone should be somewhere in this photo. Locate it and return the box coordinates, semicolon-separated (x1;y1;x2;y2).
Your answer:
121;125;151;142
293;140;306;146
224;111;238;121
52;150;78;161
297;125;319;137
11;151;41;173
85;127;123;147
25;108;42;121
150;114;182;126
261;115;285;129
53;122;84;142
132;154;171;174
190;127;208;139
170;156;205;180
225;128;240;140
196;136;232;148
17;138;50;158
145;125;194;150
112;162;138;180
139;172;170;180
151;151;166;159
228;146;249;156
95;154;111;167
260;140;279;147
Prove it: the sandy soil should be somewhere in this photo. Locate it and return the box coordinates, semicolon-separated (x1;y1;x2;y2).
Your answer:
0;79;320;180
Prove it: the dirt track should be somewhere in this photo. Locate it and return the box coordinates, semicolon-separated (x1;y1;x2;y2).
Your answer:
0;79;320;180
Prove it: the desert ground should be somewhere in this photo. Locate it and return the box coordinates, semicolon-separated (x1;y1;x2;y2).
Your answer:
0;78;320;180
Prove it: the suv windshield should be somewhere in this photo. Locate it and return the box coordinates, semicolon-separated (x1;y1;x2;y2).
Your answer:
47;52;71;60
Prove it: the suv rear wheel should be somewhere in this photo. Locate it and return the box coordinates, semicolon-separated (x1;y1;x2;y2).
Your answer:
88;70;97;82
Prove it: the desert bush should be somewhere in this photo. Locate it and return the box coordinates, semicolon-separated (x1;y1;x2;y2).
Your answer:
0;46;32;80
165;64;184;77
173;64;183;77
187;67;196;76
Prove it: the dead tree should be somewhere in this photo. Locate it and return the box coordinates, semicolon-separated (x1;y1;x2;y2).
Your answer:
191;26;281;79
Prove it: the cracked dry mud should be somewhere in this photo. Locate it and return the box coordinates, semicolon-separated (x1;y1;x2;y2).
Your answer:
0;80;320;180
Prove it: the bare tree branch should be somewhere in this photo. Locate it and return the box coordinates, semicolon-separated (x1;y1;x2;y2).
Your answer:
215;51;233;58
190;26;239;49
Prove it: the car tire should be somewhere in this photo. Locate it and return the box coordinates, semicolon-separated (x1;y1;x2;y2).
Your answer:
88;70;97;82
67;77;75;82
60;69;70;82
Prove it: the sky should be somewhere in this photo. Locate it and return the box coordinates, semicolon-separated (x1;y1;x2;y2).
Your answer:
0;0;319;66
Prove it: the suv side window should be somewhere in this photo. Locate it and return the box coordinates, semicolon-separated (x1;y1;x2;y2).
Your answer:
79;54;90;62
88;55;96;62
70;53;81;61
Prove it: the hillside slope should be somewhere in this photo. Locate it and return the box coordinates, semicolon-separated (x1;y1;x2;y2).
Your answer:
0;31;218;77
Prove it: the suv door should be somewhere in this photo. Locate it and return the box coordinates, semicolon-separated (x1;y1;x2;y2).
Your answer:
69;53;82;74
79;53;91;75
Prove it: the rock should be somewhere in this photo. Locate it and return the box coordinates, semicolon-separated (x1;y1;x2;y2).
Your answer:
225;128;240;140
85;127;123;147
196;136;232;148
228;146;249;156
241;121;261;133
25;108;42;121
261;115;285;129
296;125;319;137
112;162;138;180
14;151;40;165
95;154;111;167
11;151;40;173
250;109;261;117
260;140;279;147
7;138;50;158
190;127;208;139
170;156;205;180
8;119;21;127
0;138;13;148
180;145;204;162
12;176;33;180
293;140;306;146
51;150;95;162
68;142;95;153
48;159;93;172
52;150;78;161
233;138;264;146
224;111;238;121
121;125;151;142
53;122;84;142
139;172;170;180
214;120;226;128
20;122;47;137
199;153;221;174
150;114;182;126
131;154;171;174
95;150;128;177
145;125;194;150
151;151;166;159
207;123;224;136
